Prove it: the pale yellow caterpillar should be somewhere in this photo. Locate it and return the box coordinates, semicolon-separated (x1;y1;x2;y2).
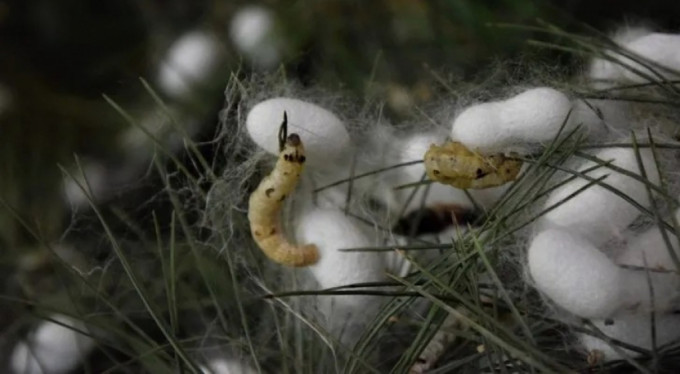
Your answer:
424;141;522;189
248;112;319;267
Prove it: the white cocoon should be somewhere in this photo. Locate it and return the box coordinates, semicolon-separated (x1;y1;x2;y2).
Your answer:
157;30;223;99
450;87;572;154
11;315;95;374
620;211;680;271
528;229;624;319
581;312;680;362
62;160;107;210
296;208;385;293
569;99;632;136
229;5;281;69
540;147;660;247
621;33;680;80
295;207;386;343
590;31;680;85
247;98;351;167
615;223;680;313
589;27;652;87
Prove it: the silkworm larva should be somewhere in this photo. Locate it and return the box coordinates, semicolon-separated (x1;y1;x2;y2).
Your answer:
424;141;522;189
248;112;319;267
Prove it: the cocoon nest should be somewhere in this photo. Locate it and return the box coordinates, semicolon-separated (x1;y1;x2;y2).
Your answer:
215;27;680;366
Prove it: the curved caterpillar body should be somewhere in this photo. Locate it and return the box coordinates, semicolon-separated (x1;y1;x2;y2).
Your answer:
248;112;319;267
424;141;522;189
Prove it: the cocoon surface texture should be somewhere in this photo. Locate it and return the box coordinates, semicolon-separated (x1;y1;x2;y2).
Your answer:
619;216;680;272
295;207;386;297
616;222;680;313
528;229;625;319
539;146;660;247
450;87;572;154
246;98;351;166
591;32;680;84
295;207;386;343
581;312;680;362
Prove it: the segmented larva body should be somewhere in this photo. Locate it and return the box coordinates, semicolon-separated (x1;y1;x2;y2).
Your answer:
424;141;522;189
248;113;319;267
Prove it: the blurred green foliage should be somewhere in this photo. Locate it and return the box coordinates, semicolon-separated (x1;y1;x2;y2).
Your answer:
2;1;680;250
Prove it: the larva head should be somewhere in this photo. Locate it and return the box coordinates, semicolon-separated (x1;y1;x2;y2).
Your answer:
277;111;303;150
286;133;301;147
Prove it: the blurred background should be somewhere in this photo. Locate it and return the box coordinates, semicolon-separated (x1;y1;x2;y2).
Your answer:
4;0;680;250
4;0;680;247
2;0;680;371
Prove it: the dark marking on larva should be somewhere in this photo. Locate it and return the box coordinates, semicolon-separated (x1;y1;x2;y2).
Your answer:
279;194;286;202
300;155;306;163
433;169;440;175
475;168;487;179
265;188;275;197
269;227;276;235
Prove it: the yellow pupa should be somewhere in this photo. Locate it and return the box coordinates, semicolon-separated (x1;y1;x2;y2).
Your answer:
424;141;522;189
